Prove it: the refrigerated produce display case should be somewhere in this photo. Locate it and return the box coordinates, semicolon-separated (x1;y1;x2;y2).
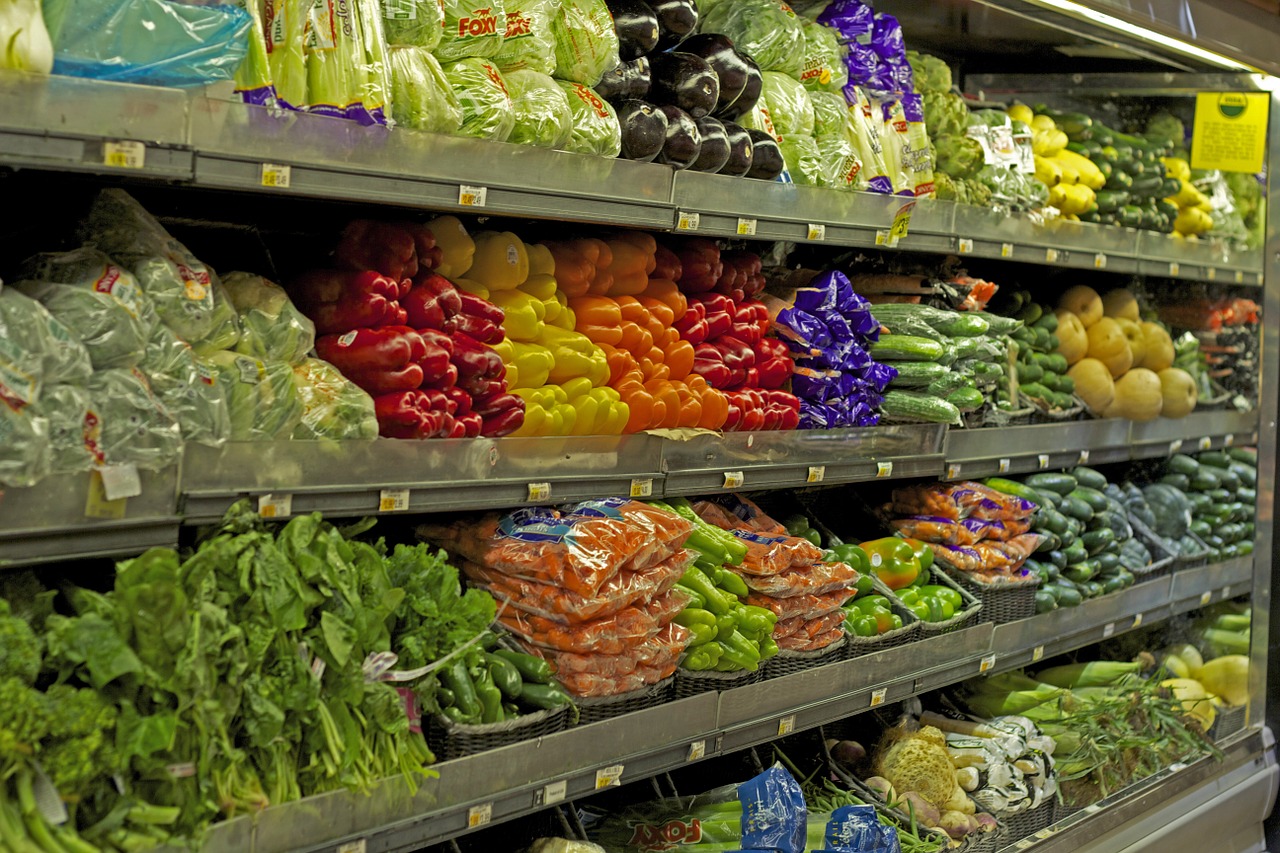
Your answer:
1;0;1279;851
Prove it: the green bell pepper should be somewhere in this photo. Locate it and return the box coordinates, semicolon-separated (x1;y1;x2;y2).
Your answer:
846;613;878;637
833;543;869;574
680;566;733;615
738;604;776;637
684;642;723;671
720;630;762;670
860;537;922;590
714;567;749;599
904;537;934;570
686;622;718;646
715;610;739;640
759;636;779;660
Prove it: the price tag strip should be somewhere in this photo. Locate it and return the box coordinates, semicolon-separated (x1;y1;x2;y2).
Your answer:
807;223;827;241
998;458;1011;473
595;764;625;789
527;482;551;501
723;471;744;488
536;780;567;807
629;478;653;498
737;217;758;236
777;715;796;736
946;463;962;480
1001;243;1014;258
1078;449;1090;465
676;211;700;231
258;493;293;519
467;802;493;828
687;740;707;761
979;654;997;674
1037;454;1050;469
379;489;410;512
869;688;887;708
807;466;826;484
261;163;292;188
958;237;974;254
458;185;488;207
337;841;366;853
876;461;894;478
104;140;146;169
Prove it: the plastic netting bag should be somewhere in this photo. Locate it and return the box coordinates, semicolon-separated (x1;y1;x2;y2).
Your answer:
436;0;507;62
505;68;572;147
0;287;92;395
222;272;316;364
701;0;804;77
381;0;445;49
760;71;814;137
556;80;621;157
550;0;619;86
139;323;232;448
205;351;304;441
0;401;50;488
290;357;379;440
495;0;562;75
85;369;184;470
443;56;516;141
388;46;464;133
31;384;94;473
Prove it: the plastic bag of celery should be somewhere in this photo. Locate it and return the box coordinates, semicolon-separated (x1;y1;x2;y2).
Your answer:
292;358;380;440
221;272;316;365
390;47;464;134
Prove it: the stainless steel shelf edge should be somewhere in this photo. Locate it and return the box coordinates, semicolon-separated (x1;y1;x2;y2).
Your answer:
946;419;1132;478
1128;410;1260;457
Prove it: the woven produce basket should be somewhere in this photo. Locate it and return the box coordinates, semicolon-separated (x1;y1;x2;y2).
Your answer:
426;703;571;760
934;558;1040;624
674;666;762;698
1209;703;1247;741
1125;518;1177;583
890;565;984;636
575;676;674;725
995;799;1054;846
763;637;847;679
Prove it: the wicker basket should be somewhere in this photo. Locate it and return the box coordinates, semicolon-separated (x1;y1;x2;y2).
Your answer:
833;768;1003;851
843;594;922;660
890;565;984;636
981;402;1038;428
575;676;674;725
935;559;1040;624
1053;798;1090;823
763;637;846;679
426;703;571;760
995;799;1054;846
1128;515;1202;573
1175;531;1212;570
674;666;762;698
1021;391;1087;423
1209;703;1247;741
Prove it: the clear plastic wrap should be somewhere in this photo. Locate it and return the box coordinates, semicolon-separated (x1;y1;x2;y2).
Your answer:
265;0;307;109
139;323;230;447
381;0;445;49
84;369;183;470
534;622;688;681
443;57;516;141
701;0;804;77
901;92;936;197
738;560;860;597
550;0;619;86
779;134;822;186
0;401;50;488
728;530;825;577
31;384;94;473
497;588;689;653
553;659;677;696
846;85;892;193
811;90;849;138
773;610;846;645
747;587;852;621
0;288;91;398
388;46;464;133
232;0;274;105
556;80;622;157
760;71;814;137
496;0;562;74
799;18;847;94
204;351;304;441
879;95;911;194
437;0;507;62
355;0;393;124
221;272;316;364
290;357;379;440
816;131;863;190
506;69;573;147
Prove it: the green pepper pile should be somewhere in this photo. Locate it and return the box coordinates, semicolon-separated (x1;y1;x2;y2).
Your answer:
435;638;573;727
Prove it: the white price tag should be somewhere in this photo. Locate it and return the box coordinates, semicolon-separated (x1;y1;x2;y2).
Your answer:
540;780;567;806
258;493;293;518
1037;454;1050;469
958;237;974;254
166;763;196;779
527;482;552;501
807;466;826;484
1084;803;1103;814
1169;439;1184;454
676;211;700;231
629;478;653;498
1169;761;1188;773
595;764;625;789
777;715;796;736
1078;449;1090;465
379;488;410;512
1035;827;1057;839
260;163;292;188
1198;436;1213;451
979;654;997;674
737;217;758;236
1220;585;1232;599
876;461;894;478
1200;591;1213;607
458;185;488;207
97;464;142;501
688;740;707;761
946;463;962;480
1208;267;1218;281
1045;248;1060;263
1103;622;1116;638
875;229;897;248
1000;243;1014;258
1225;433;1235;447
1132;612;1143;628
807;223;827;241
1032;645;1045;662
310;656;326;680
85;471;127;520
103;140;146;169
338;841;366;853
1169;262;1181;276
1235;270;1245;284
1094;253;1107;269
998;458;1011;473
467;803;493;828
1015;839;1034;850
723;470;744;488
869;688;887;708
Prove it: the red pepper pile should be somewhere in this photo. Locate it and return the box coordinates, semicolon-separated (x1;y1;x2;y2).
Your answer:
671;239;800;431
294;220;523;440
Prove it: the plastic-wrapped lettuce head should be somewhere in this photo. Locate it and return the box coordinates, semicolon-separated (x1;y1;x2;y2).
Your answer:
505;69;573;147
139;323;231;448
815;132;862;190
389;47;464;134
436;0;507;62
85;369;184;470
0;401;49;488
292;358;379;440
221;272;316;365
443;57;516;141
0;288;92;397
702;0;804;77
31;384;94;473
551;0;620;86
799;18;847;93
810;90;850;139
205;351;304;441
496;0;562;75
556;80;621;157
779;134;822;186
382;0;446;49
760;72;814;138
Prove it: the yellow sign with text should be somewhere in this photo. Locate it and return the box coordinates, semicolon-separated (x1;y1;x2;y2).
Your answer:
1190;92;1269;173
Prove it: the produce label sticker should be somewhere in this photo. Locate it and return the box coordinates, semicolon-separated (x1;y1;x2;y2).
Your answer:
874;229;896;248
537;780;567;806
337;841;366;853
676;211;700;231
527;482;551;501
467;803;492;828
890;201;916;242
807;466;826;483
1169;262;1181;277
687;740;707;761
998;458;1011;473
85;471;128;520
1032;645;1045;662
1198;436;1213;451
723;470;744;488
807;223;827;241
869;688;887;708
261;163;292;188
629;478;653;498
1094;253;1107;269
1225;433;1235;447
379;489;410;512
737;217;758;236
1077;450;1090;465
1200;591;1213;606
1044;248;1060;263
1000;243;1014;258
1037;454;1050;469
876;461;894;478
946;463;961;480
595;764;624;789
1102;622;1116;638
958;237;974;254
97;463;142;501
777;715;796;735
1191;92;1269;174
258;493;293;518
104;140;146;170
979;654;996;673
458;185;488;207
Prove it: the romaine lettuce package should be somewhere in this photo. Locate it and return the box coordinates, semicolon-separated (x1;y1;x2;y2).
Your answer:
382;0;446;49
15;249;156;370
556;80;621;157
222;272;316;365
31;384;94;473
506;69;573;147
232;0;274;105
140;324;232;448
85;369;183;470
437;0;507;62
0;401;50;488
389;46;464;133
551;0;619;86
496;0;562;75
799;18;847;94
444;57;516;141
206;351;304;441
292;358;379;440
846;85;892;193
779;134;822;186
811;91;849;138
761;71;815;138
0;288;92;397
702;0;804;77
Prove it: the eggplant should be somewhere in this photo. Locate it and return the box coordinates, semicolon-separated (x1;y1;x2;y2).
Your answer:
606;0;660;61
719;121;754;177
648;52;719;119
617;100;668;162
650;0;698;52
718;54;762;120
677;33;749;116
690;116;730;173
656;105;702;170
745;129;784;181
595;56;651;102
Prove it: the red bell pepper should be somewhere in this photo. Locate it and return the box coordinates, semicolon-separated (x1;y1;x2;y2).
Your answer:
442;386;473;416
334;220;420;281
756;356;791;389
458;292;505;325
473;392;525;437
473;391;522;418
710;334;756;369
458;411;483;437
673;301;709;345
418;328;454;357
420;362;458;390
692;343;733;388
403;284;446;330
696;294;735;340
317;325;427;374
676;239;722;294
718;250;765;300
463;376;508;400
652;243;683;282
374;390;445;439
413;272;463;318
293;269;409;334
445;312;504;344
450;331;505;382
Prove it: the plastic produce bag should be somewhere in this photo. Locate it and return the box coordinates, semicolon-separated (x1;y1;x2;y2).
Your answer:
846;85;892;193
381;0;445;48
819;805;902;853
702;0;804;77
49;0;251;87
496;0;562;75
291;357;379;440
761;71;814;138
799;18;846;93
304;0;379;123
0;288;92;393
265;0;307;108
0;0;53;72
0;400;49;488
556;80;621;157
811;90;849;138
497;589;688;654
205;351;304;441
31;384;94;473
550;0;618;86
232;0;273;105
436;0;507;62
506;69;572;147
816;131;863;190
443;56;515;141
222;272;316;364
80;189;241;353
355;0;393;124
388;46;463;133
85;368;183;470
139;323;231;447
779;134;822;186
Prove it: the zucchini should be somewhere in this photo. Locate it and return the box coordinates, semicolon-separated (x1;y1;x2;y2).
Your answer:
1197;450;1233;469
1071;466;1108;491
1081;528;1116;555
1062;539;1088;565
1206;488;1232;504
1095;551;1120;573
1034;353;1069;374
1025;472;1079;496
1227;447;1257;465
870;335;946;362
888;361;951;388
1047;549;1068;569
1238;487;1257;505
1190;467;1222;491
1228;462;1257;487
1069;487;1108;513
1059;496;1094;522
1055;585;1083;607
1167;454;1200;476
1064;560;1100;583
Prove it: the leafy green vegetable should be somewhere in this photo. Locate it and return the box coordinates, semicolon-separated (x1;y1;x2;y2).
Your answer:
760;71;815;138
933;133;984;179
798;18;846;93
292;358;379;440
443;57;516;141
923;91;967;138
206;351;304;441
551;0;619;86
556;79;621;157
438;0;506;62
702;0;804;77
222;272;316;365
495;0;559;75
906;49;952;94
140;322;232;447
779;134;823;186
389;46;464;133
382;0;445;49
506;68;573;148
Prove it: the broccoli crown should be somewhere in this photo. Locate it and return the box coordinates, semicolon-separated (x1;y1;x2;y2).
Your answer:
0;608;41;686
40;685;119;797
0;676;49;753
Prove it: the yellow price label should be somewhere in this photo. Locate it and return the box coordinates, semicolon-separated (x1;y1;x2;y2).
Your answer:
260;163;292;188
337;841;366;853
737;217;758;236
1078;450;1090;465
876;461;894;478
595;764;625;789
979;655;996;673
874;229;895;247
1094;253;1107;269
458;185;488;207
629;478;653;498
890;201;916;242
1037;454;1050;469
1045;248;1060;263
777;715;796;735
958;237;974;254
807;466;826;483
527;482;552;501
103;140;145;169
998;458;1011;473
379;489;410;512
1170;262;1181;277
687;740;707;761
723;471;744;488
467;803;492;827
676;211;700;231
1032;645;1045;662
257;493;292;519
869;688;887;708
807;223;827;241
1132;613;1143;628
1000;243;1014;258
946;463;961;479
84;470;128;520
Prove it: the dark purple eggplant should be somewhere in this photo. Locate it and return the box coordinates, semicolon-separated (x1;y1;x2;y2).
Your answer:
690;116;730;173
650;0;698;52
606;0;660;61
594;56;651;102
617;100;669;162
678;33;749;116
718;53;762;120
745;129;784;181
719;121;754;177
648;52;719;119
656;105;702;170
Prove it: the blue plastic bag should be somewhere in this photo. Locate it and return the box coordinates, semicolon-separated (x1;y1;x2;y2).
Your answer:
815;805;903;853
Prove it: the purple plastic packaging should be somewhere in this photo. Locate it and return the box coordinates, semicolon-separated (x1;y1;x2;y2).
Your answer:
816;0;875;45
824;311;857;346
863;361;898;392
871;13;906;63
792;284;838;314
776;308;834;348
792;366;836;401
842;341;873;372
844;43;881;86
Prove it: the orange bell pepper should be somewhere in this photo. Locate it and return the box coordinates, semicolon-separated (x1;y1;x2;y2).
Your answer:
619;377;655;433
643;279;687;321
648;396;668;430
605;239;654;296
672;381;702;427
598;343;639;383
638;295;676;327
645;379;682;429
614;230;658;260
545;242;595;298
696;386;729;430
640;358;669;383
666;339;695;380
579;324;623;346
616;296;648;324
569;295;622;325
644;314;668;347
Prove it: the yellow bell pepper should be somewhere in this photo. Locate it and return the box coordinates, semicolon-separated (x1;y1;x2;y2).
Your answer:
490;339;519;389
519;273;559;301
425;215;475;279
469;231;530;292
490;290;545;342
1174;206;1213;236
507;341;555;389
1161;156;1191;182
526;243;555;278
560;376;594;400
568;391;599;435
451;277;490;299
542;296;562;323
591;387;629;435
548;303;576;331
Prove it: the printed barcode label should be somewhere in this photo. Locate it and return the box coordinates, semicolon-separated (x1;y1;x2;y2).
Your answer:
807;466;826;483
596;764;624;789
1132;612;1143;628
1169;439;1184;454
1015;839;1034;850
1045;248;1060;263
1235;270;1245;284
958;237;974;254
1225;433;1235;447
874;229;896;248
468;803;493;827
104;140;145;169
723;471;744;488
629;478;653;498
979;654;996;673
1103;622;1116;638
688;740;706;761
1199;436;1213;450
807;223;826;241
869;689;887;707
998;458;1011;473
1001;243;1014;258
1169;262;1181;277
1094;253;1107;269
527;482;551;501
337;841;366;853
1035;828;1056;839
258;493;293;518
1032;645;1045;662
876;461;894;478
737;217;758;236
1078;450;1090;465
458;185;488;207
777;715;796;735
261;163;292;188
676;211;700;231
1037;454;1050;469
946;463;961;479
379;489;410;512
1200;591;1213;606
540;780;567;806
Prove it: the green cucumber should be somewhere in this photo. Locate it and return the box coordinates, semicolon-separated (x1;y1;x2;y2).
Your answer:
1064;559;1100;583
1197;450;1233;469
1025;472;1079;496
1081;528;1116;555
1069;487;1108;513
1059;496;1094;522
870;335;946;362
1071;466;1108;491
1160;473;1191;491
1167;454;1200;476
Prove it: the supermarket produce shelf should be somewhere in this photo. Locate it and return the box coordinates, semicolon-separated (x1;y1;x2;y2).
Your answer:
171;557;1248;853
1128;409;1261;459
